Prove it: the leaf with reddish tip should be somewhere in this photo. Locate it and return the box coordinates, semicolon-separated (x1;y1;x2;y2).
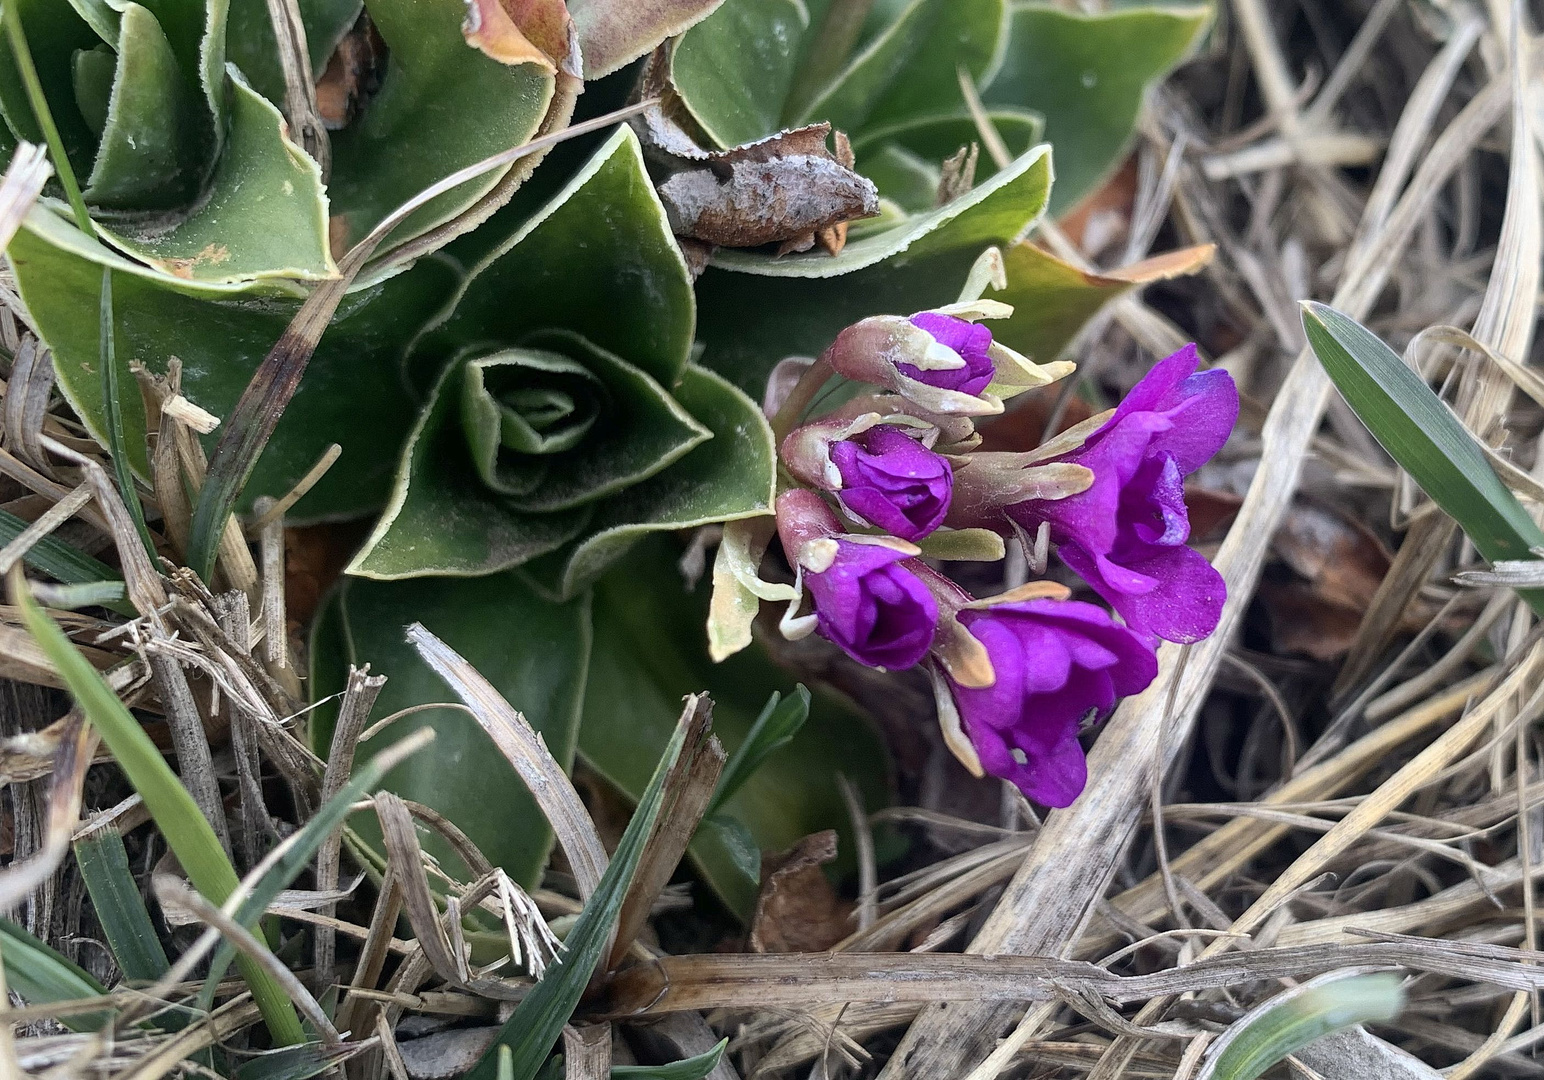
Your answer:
463;0;556;71
568;0;726;79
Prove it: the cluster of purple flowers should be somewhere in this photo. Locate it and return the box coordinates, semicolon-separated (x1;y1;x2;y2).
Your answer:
770;308;1238;807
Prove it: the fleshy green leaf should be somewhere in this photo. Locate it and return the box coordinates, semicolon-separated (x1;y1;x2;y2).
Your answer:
309;571;591;888
83;3;204;209
536;364;776;599
0;1;101;176
579;538;891;917
1302;302;1544;612
670;0;809;148
326;0;555;252
463;334;710;512
96;66;333;282
852;107;1041;210
1200;973;1404;1080
431;126;695;389
7;206;460;519
982;3;1209;215
697;143;1050;393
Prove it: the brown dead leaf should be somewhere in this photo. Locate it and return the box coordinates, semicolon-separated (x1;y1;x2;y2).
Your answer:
1262;499;1393;661
315;13;387;130
283;520;370;635
936;143;979;206
462;0;579;76
569;0;726;80
658;129;879;249
750;830;853;954
1059;153;1139;255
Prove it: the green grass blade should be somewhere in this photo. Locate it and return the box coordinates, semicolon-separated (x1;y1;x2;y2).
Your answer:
1201;972;1404;1080
613;1039;728;1080
196;727;435;1010
1302;301;1544;612
706;685;809;816
12;572;305;1045
98;269;158;561
0;917;110;1030
74;826;170;981
464;701;703;1080
0;509;134;617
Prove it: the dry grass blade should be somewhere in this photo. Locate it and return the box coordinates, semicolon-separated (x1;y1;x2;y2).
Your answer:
0;713;92;911
564;1024;612;1080
0;483;92;576
607;694;723;970
0;142;49;251
405;622;607;898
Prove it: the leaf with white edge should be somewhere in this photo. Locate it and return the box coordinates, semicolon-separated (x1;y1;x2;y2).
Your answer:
327;0;556;252
0;1;103;173
569;0;728;79
309;571;591;888
797;0;1004;134
1198;972;1404;1080
580;538;891;918
8;205;460;520
697;144;1050;394
97;67;333;282
982;3;1210;215
428;126;695;388
1302;301;1544;615
345;359;593;580
852;107;1041;209
532;364;777;600
83;3;205;209
671;0;809;148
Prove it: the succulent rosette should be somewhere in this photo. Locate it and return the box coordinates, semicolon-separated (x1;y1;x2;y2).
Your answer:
347;128;775;598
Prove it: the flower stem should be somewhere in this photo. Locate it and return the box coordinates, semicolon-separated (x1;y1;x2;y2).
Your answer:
2;4;92;234
770;358;834;445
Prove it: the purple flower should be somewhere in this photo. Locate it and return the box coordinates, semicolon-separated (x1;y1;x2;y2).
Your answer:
948;598;1158;807
777;489;938;670
903;313;995;396
1007;344;1238;643
830;425;953;541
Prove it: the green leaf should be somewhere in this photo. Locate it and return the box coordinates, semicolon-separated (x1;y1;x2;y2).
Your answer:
0;1;101;177
1201;973;1404;1080
14;581;304;1045
8;207;461;520
70;45;114;135
82;3;204;209
308;571;591;888
852;107;1041;210
234;1042;370;1080
579;537;891;917
0;508;131;616
96;66;333;282
431;126;695;389
462;335;710;512
670;0;809;148
982;3;1209;215
537;364;776;599
797;0;1004;133
97;269;158;561
462;680;698;1080
708;686;809;816
326;0;555;252
0;917;110;1031
613;1040;728;1080
225;0;360;107
989;238;1144;361
697;143;1050;394
1302;302;1544;613
73;826;170;981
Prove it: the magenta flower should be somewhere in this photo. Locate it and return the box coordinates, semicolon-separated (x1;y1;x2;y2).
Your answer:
776;490;938;670
902;313;995;396
1007;345;1238;643
830;425;953;541
948;598;1158;806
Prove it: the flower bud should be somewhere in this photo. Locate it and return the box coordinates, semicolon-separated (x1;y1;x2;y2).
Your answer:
822;315;1004;417
781;415;953;541
775;489;938;670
